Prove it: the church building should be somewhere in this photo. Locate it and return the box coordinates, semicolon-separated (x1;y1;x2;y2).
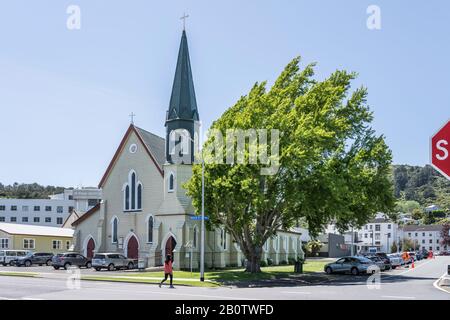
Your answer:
72;29;303;270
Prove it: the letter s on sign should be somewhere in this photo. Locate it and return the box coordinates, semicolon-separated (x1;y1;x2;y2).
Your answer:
436;140;449;161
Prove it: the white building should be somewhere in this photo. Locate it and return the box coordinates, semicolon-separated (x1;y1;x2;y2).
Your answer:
401;225;446;252
356;216;399;253
0;188;101;227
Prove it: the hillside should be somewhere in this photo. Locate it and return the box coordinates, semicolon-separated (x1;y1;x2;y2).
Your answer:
0;183;66;199
393;164;450;210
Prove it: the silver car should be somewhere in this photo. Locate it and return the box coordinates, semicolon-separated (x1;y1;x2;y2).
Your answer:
324;256;378;275
92;253;136;271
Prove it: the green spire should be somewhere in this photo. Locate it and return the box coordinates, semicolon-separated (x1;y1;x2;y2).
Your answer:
167;30;199;122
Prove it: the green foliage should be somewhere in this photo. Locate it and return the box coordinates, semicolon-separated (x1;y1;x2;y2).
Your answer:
401;238;418;251
267;258;273;266
305;240;323;255
185;57;395;272
0;183;66;199
440;223;450;247
391;241;398;253
280;260;288;265
392;165;450;210
259;260;267;267
394;200;421;213
288;257;296;265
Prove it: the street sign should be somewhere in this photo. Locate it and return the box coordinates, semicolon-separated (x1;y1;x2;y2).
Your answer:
431;120;450;180
190;216;209;221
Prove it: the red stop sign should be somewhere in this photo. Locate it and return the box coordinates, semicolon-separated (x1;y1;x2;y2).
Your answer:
431;120;450;180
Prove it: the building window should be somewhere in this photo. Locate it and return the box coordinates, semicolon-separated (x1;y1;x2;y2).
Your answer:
22;217;28;223
364;225;367;230
220;229;227;250
45;217;51;223
112;217;118;243
123;170;143;211
369;225;373;230
388;224;391;229
387;233;391;238
10;217;16;222
88;199;98;207
45;206;52;212
408;233;411;237
11;205;17;211
415;233;418;237
66;241;71;250
0;238;9;249
23;239;35;249
429;233;432;237
57;206;63;214
375;225;380;231
57;217;63;225
22;206;28;212
168;173;175;192
364;234;368;238
437;239;439;244
422;239;425;244
68;195;73;200
193;225;197;248
68;206;74;213
34;217;40;223
0;206;5;211
422;232;425;237
429;239;432;244
0;217;5;222
146;216;154;243
52;240;62;250
34;206;40;212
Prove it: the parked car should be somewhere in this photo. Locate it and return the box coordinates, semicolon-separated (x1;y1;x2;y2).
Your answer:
15;252;54;267
414;251;423;261
367;255;391;271
324;256;377;276
0;250;30;266
92;253;136;271
387;253;402;269
441;251;450;256
52;252;92;270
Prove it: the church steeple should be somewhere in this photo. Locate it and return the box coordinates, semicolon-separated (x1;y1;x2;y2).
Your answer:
166;30;199;122
165;29;200;165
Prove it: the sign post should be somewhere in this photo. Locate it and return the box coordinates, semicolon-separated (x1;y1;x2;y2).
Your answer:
431;120;450;180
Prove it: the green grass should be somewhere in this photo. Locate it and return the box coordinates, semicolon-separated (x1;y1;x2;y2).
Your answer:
125;260;328;283
0;271;38;278
81;276;220;288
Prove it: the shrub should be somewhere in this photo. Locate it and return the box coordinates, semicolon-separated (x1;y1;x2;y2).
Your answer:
288;257;296;265
259;260;267;267
267;258;273;266
280;260;287;265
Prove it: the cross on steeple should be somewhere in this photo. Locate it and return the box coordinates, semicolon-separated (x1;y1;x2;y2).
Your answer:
129;112;136;124
180;13;189;30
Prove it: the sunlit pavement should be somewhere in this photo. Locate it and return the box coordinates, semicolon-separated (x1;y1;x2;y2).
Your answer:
0;257;449;300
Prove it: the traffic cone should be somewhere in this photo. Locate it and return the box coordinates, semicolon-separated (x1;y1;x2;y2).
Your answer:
411;259;414;269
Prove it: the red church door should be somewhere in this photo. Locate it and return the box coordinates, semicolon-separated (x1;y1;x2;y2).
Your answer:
127;236;139;259
165;236;177;258
86;238;95;259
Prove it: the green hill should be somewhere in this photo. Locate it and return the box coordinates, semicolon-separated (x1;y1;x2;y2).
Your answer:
392;164;450;211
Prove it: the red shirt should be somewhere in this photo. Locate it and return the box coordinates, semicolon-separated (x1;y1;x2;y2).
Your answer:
164;261;173;274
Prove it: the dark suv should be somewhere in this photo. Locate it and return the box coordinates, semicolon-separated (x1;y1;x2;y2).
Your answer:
52;252;92;270
15;252;54;267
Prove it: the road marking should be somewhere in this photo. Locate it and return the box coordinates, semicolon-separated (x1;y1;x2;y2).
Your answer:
281;291;312;295
381;295;416;300
433;273;450;295
384;259;434;277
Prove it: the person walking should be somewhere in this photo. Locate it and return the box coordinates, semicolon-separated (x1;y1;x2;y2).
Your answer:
159;254;174;288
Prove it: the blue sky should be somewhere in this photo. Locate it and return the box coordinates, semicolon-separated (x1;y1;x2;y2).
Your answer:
0;1;449;187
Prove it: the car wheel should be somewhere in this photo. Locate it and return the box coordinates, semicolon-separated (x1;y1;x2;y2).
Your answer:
53;266;60;270
46;260;52;266
25;260;32;267
351;267;359;276
85;262;92;268
325;267;332;274
64;262;71;270
95;267;101;271
392;266;396;270
10;261;15;266
127;262;134;270
108;264;115;271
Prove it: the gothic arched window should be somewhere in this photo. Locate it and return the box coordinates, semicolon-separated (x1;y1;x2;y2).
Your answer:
112;217;118;243
147;216;153;243
168;173;174;192
123;170;143;211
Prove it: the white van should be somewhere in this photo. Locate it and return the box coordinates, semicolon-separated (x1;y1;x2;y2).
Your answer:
0;250;30;266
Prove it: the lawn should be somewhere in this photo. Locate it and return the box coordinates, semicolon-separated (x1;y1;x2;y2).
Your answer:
123;259;329;284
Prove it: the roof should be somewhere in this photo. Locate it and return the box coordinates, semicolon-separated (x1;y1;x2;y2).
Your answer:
166;30;199;122
0;223;74;237
369;218;391;223
402;225;443;232
71;203;100;227
98;125;165;188
62;210;80;228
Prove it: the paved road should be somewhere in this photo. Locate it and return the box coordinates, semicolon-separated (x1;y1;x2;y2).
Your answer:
0;257;449;300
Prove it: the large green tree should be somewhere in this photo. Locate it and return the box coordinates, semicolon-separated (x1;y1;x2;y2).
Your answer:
185;57;395;273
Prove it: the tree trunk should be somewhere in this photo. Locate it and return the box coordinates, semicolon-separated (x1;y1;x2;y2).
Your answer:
244;248;262;273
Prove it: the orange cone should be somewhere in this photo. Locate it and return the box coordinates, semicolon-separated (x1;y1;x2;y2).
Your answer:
411;258;415;269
